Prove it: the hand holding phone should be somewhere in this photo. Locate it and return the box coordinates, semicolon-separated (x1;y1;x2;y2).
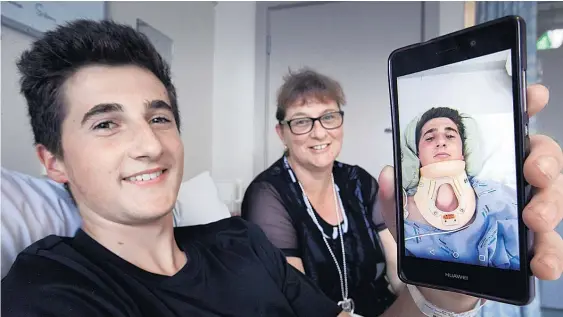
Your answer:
387;16;533;305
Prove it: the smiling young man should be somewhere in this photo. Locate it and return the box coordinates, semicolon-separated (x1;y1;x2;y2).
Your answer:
2;19;563;317
0;20;345;317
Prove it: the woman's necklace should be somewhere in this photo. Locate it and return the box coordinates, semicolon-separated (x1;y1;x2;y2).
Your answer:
297;174;354;314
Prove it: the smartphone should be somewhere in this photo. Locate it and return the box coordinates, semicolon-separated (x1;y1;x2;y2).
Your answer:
387;16;533;305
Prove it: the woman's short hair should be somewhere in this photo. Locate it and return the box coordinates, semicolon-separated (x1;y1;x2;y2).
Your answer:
275;68;346;122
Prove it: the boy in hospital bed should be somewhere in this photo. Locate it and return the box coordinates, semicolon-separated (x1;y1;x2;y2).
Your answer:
401;107;520;270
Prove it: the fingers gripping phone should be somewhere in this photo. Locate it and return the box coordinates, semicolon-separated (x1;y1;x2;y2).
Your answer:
387;16;533;305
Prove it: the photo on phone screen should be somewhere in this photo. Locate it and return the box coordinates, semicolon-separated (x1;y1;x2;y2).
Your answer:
396;49;521;271
388;16;533;305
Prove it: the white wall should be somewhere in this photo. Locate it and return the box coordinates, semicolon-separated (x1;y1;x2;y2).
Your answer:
211;2;256;195
398;68;513;123
1;1;215;181
421;1;465;40
438;2;465;36
108;2;215;181
397;50;513;125
1;27;38;177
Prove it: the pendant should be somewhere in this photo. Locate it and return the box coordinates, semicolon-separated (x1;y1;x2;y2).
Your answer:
338;298;355;313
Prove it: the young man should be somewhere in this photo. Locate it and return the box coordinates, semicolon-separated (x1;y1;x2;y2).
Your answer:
2;19;562;317
403;107;520;269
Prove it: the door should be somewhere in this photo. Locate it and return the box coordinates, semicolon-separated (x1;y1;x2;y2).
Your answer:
265;1;423;178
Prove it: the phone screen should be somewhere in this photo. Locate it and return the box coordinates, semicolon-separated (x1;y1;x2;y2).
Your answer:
396;49;522;271
389;16;532;304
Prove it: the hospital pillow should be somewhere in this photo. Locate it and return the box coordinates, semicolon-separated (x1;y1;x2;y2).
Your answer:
401;111;484;194
1;168;230;278
1;168;81;278
471;113;518;190
173;171;231;227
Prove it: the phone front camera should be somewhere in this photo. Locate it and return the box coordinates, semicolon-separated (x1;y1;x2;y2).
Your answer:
470;40;477;47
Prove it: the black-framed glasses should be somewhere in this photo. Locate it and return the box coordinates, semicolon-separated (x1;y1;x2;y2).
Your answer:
281;111;344;135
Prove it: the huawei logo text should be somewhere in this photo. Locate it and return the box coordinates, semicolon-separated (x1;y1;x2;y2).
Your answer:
445;273;469;280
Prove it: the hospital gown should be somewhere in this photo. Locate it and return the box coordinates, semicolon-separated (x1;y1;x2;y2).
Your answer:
404;178;520;270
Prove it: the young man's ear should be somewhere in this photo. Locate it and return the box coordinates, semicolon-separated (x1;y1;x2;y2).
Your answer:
36;144;68;184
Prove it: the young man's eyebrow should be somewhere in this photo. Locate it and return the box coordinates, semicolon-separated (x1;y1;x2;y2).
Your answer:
422;126;459;137
422;127;436;138
146;99;173;111
81;103;123;126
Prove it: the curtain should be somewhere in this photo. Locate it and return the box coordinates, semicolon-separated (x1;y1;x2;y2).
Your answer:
476;2;540;136
476;1;539;84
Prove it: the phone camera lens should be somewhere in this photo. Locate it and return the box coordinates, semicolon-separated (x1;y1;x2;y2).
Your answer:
470;40;477;47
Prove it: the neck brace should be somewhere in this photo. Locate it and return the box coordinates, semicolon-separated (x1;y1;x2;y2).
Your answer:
413;160;476;231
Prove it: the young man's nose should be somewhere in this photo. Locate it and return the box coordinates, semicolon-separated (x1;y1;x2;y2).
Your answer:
435;139;447;147
129;124;164;160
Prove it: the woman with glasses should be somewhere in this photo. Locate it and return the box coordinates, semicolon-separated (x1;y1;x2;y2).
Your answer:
241;68;400;317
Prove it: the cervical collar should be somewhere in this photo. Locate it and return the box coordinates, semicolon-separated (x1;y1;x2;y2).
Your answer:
413;160;476;231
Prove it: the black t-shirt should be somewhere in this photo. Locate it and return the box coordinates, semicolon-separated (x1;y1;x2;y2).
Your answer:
241;157;397;317
1;217;343;317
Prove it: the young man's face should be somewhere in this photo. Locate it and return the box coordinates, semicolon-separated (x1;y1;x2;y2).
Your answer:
417;117;464;167
40;65;184;225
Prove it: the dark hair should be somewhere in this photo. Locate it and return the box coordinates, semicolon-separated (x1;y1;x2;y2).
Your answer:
415;107;466;153
275;68;346;121
17;19;181;160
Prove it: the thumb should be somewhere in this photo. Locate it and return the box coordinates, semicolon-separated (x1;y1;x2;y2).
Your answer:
377;165;398;242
